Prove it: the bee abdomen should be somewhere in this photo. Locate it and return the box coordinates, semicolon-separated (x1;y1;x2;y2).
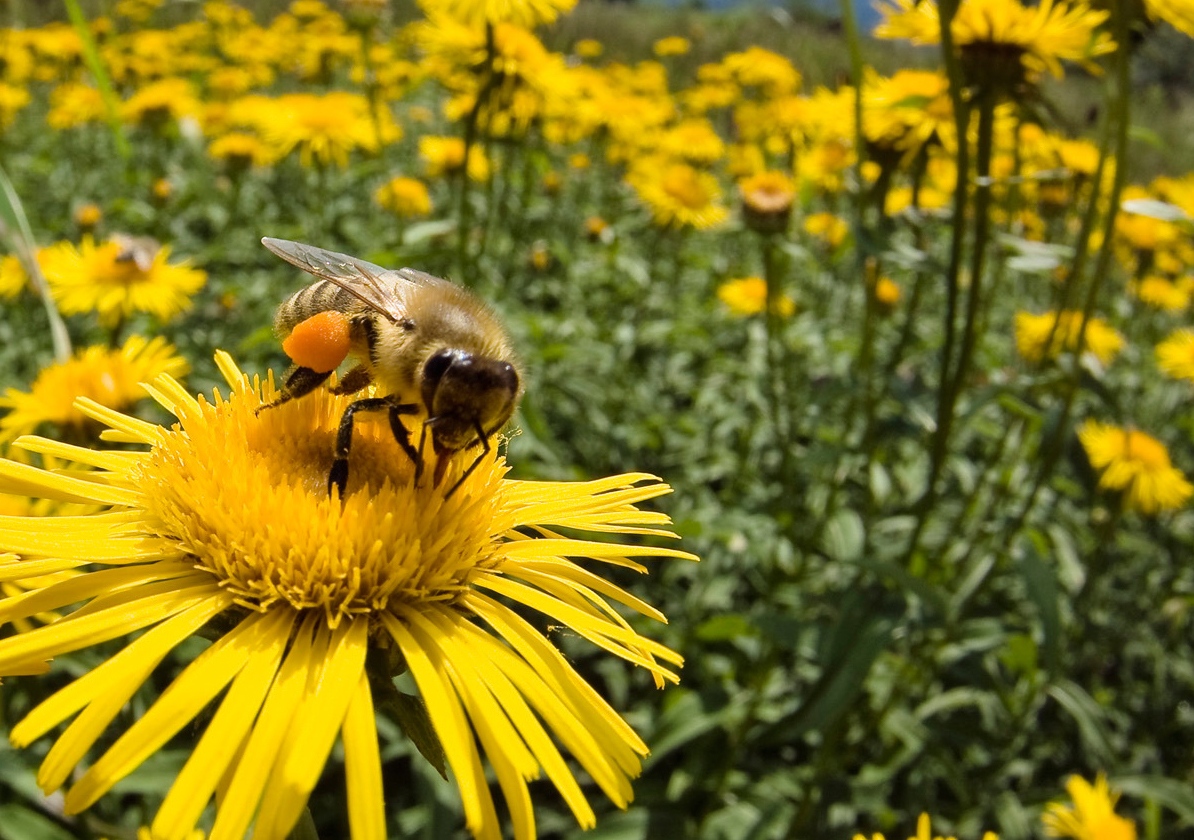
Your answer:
274;281;359;336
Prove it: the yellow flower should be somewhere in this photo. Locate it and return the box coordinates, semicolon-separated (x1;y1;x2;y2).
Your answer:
419;135;491;181
717;277;794;317
0;254;27;299
40;236;206;326
208;132;278;168
628;160;728;230
852;813;999;840
804;211;850;247
0;352;692;840
739;170;795;233
574;38;603;58
659;118;725;165
374;175;433;218
121;77;202;128
258;92;393;169
418;0;577;29
1014;310;1124;365
1156;329;1194;382
1079;422;1193;514
72;203;102;230
1144;0;1194;37
653;36;691;57
1131;275;1189;311
875;277;902;308
46;81;105;130
874;0;1114;89
1043;774;1138;840
0;82;31;129
0;336;188;443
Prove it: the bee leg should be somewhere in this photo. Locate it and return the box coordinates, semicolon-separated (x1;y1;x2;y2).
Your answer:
256;365;333;415
444;419;491;499
327;364;372;396
385;399;423;480
329;397;420;497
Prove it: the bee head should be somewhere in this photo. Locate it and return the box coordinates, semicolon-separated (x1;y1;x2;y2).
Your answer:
421;348;520;451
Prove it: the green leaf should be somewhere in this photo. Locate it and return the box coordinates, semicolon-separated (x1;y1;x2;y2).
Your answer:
1017;531;1061;674
400;219;457;246
694;613;757;642
1047;680;1113;764
0;805;76;840
375;680;448;779
821;508;864;562
62;0;129;160
1116;775;1194;824
645;689;727;767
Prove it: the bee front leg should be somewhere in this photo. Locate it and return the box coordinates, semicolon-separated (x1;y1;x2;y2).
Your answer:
329;397;420;497
444;419;491;499
385;399;424;480
256;365;333;414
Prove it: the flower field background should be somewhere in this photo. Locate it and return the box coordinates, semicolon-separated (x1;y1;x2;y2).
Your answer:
2;0;1194;838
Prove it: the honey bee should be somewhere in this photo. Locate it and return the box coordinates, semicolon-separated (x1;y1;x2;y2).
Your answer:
259;237;523;497
111;234;161;272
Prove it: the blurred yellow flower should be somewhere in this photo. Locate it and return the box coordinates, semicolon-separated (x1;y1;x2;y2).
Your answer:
121;77;202;128
0;82;31;129
0;336;188;443
804;211;849;247
1144;0;1194;37
1131;275;1189;311
419;0;577;29
208;132;279;168
0;255;28;298
875;277;902;308
419;135;491;181
629;160;728;230
40;236;206;326
72;203;103;230
1156;329;1194;382
1014;310;1124;365
1079;424;1192;515
46;81;105;130
874;0;1113;86
739;170;796;233
717;276;794;317
574;38;603;58
660;118;725;165
853;812;999;840
653;36;691;57
259;92;393;169
374;175;433;218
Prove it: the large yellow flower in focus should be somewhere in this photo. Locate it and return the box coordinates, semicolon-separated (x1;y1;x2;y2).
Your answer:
874;0;1113;84
0;353;692;840
0;336;188;443
1043;774;1137;840
1079;421;1193;514
40;236;206;326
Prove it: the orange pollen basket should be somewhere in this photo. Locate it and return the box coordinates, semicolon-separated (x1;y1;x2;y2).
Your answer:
282;310;352;373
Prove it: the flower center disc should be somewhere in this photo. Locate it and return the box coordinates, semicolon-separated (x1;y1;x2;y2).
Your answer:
137;381;505;623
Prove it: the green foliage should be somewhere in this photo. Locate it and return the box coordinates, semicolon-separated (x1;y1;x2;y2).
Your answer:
2;2;1194;840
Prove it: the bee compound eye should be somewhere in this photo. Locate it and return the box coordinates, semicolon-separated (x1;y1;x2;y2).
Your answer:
422;348;461;387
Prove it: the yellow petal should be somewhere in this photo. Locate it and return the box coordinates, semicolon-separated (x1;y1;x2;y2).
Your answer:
151;609;293;840
342;671;386;840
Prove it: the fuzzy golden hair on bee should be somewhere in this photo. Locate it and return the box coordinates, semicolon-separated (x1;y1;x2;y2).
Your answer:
259;237;523;498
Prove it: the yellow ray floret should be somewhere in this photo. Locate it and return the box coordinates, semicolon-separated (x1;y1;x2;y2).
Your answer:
0;351;694;840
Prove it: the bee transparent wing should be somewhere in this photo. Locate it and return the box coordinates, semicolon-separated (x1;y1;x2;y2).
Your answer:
261;237;409;323
394;267;450;288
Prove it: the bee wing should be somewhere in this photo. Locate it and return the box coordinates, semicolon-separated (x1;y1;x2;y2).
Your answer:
261;237;409;323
